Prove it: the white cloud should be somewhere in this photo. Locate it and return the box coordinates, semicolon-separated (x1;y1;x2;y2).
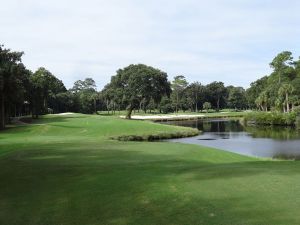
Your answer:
1;0;300;88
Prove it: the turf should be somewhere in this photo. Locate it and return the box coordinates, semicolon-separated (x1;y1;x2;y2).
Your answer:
1;114;300;225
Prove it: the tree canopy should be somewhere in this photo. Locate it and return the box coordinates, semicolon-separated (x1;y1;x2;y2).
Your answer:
106;64;171;119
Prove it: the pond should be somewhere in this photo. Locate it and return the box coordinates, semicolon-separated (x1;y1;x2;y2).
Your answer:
161;119;300;159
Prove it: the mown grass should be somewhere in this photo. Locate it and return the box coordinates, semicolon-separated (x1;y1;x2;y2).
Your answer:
1;114;300;225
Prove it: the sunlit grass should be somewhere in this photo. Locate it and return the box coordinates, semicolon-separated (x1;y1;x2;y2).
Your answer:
0;113;300;225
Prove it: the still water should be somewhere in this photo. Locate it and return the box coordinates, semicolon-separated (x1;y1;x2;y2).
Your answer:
162;119;300;159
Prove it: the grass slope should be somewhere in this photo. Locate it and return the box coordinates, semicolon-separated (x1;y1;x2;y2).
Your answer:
1;114;300;225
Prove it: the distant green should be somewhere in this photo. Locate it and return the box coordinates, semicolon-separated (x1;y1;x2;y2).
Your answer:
1;114;300;225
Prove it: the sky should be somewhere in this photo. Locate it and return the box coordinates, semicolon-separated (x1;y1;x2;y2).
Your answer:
1;0;300;89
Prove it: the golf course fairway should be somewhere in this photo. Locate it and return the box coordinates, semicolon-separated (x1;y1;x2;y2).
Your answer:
1;114;300;225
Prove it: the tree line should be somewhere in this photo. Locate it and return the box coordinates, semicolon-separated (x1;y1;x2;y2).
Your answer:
102;65;247;118
0;45;99;129
247;51;300;113
2;43;298;129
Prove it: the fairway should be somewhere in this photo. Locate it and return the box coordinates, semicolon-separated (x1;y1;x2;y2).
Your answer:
1;114;300;225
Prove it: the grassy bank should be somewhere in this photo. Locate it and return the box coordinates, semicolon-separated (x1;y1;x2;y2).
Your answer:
244;111;297;126
1;114;300;225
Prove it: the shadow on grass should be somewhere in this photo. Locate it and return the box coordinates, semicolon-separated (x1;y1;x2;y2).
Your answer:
96;113;118;116
1;142;300;225
32;115;89;124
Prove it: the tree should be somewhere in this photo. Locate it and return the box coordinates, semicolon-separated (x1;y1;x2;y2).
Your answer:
171;75;188;113
70;78;98;114
30;67;66;118
0;44;25;129
255;91;269;111
278;83;294;112
203;102;211;113
185;82;205;112
147;98;156;113
206;82;227;111
227;87;247;110
159;96;173;114
246;76;268;109
106;64;171;119
270;51;293;84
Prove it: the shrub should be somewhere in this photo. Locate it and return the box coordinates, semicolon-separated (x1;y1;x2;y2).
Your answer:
244;111;297;126
296;116;300;130
111;129;199;141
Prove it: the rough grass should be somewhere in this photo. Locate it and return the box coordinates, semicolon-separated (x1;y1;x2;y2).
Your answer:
1;114;300;225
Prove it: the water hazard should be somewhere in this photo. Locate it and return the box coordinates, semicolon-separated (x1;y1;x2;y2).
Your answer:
162;119;300;159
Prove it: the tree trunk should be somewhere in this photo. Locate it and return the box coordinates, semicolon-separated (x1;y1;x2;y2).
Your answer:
176;92;178;113
125;104;134;119
286;93;289;112
217;97;220;112
0;92;5;129
44;98;47;113
195;95;198;112
139;100;143;113
106;100;110;115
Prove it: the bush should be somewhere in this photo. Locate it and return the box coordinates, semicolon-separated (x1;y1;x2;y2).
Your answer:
111;129;199;141
293;106;300;115
296;116;300;130
244;111;297;126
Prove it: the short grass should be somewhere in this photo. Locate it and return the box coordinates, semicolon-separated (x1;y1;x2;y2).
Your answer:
1;114;300;225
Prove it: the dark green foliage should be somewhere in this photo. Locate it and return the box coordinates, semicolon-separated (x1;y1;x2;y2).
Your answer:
30;67;67;117
244;112;297;126
171;75;188;113
105;64;171;118
227;86;247;110
0;44;27;129
206;81;227;111
185;82;205;112
70;78;98;114
0;44;70;128
247;51;300;112
158;96;173;114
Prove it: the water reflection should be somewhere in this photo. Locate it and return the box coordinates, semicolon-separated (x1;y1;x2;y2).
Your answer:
162;119;300;159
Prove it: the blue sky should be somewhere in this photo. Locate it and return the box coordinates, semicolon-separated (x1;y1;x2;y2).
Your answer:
1;0;300;89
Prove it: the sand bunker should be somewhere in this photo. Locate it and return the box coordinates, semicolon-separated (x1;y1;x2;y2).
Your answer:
120;114;204;120
55;112;75;116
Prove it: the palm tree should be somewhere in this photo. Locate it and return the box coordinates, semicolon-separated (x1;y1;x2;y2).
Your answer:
289;95;299;111
278;83;294;112
255;91;268;111
255;96;263;111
